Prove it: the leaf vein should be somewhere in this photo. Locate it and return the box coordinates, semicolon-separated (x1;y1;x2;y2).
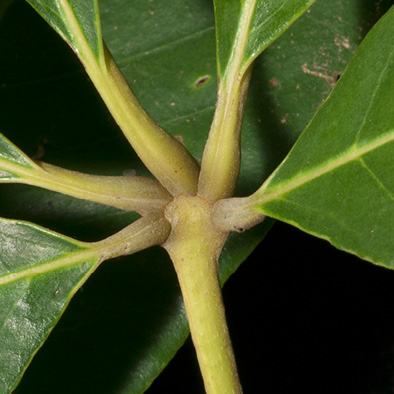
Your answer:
0;279;30;333
0;252;97;287
116;26;215;66
261;130;394;202
354;46;394;146
249;2;287;36
161;105;216;127
359;158;394;200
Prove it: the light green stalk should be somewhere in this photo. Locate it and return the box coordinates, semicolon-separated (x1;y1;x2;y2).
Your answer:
198;67;252;202
94;45;201;196
198;0;257;202
92;212;171;262
163;196;243;394
0;213;171;287
57;0;200;196
0;159;171;214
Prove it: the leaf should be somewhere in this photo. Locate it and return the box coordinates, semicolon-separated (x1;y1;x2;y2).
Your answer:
26;0;103;63
253;5;394;267
0;218;99;393
214;0;316;78
0;0;388;393
0;133;36;180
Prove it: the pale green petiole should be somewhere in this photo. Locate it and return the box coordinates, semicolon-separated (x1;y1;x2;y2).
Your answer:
198;66;253;203
213;127;394;231
0;158;171;214
198;1;257;203
91;212;171;262
0;213;170;287
212;195;265;233
94;44;201;196
55;0;200;196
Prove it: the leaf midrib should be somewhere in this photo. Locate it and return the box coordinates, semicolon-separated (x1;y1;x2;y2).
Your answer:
59;0;103;65
257;130;394;205
0;250;98;287
221;0;257;81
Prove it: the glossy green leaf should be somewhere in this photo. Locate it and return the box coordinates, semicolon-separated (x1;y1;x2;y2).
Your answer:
0;132;35;180
0;218;99;393
254;5;394;267
26;0;103;63
214;0;316;78
0;0;390;393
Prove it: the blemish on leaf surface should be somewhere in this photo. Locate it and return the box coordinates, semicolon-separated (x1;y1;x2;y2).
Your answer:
194;75;210;88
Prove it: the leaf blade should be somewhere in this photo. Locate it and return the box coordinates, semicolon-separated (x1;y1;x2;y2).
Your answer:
0;218;99;393
243;0;316;69
253;5;394;267
214;0;316;78
0;133;35;178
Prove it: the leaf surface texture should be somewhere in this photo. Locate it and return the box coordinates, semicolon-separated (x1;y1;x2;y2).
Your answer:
254;6;394;267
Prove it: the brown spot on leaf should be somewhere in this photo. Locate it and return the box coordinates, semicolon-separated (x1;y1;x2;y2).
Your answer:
280;114;289;124
195;75;210;88
302;63;343;88
333;71;342;82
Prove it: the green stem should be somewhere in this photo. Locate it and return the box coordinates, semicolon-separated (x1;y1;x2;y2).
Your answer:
212;196;265;233
197;67;252;202
0;213;171;287
91;212;171;261
163;195;242;394
198;0;257;203
0;159;171;214
95;45;201;196
57;0;200;196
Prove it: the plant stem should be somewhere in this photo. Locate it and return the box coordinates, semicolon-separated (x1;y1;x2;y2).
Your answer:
0;159;171;214
88;44;201;196
212;196;266;233
198;67;252;203
56;0;200;196
0;213;171;287
198;0;257;203
92;213;171;261
163;196;243;394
